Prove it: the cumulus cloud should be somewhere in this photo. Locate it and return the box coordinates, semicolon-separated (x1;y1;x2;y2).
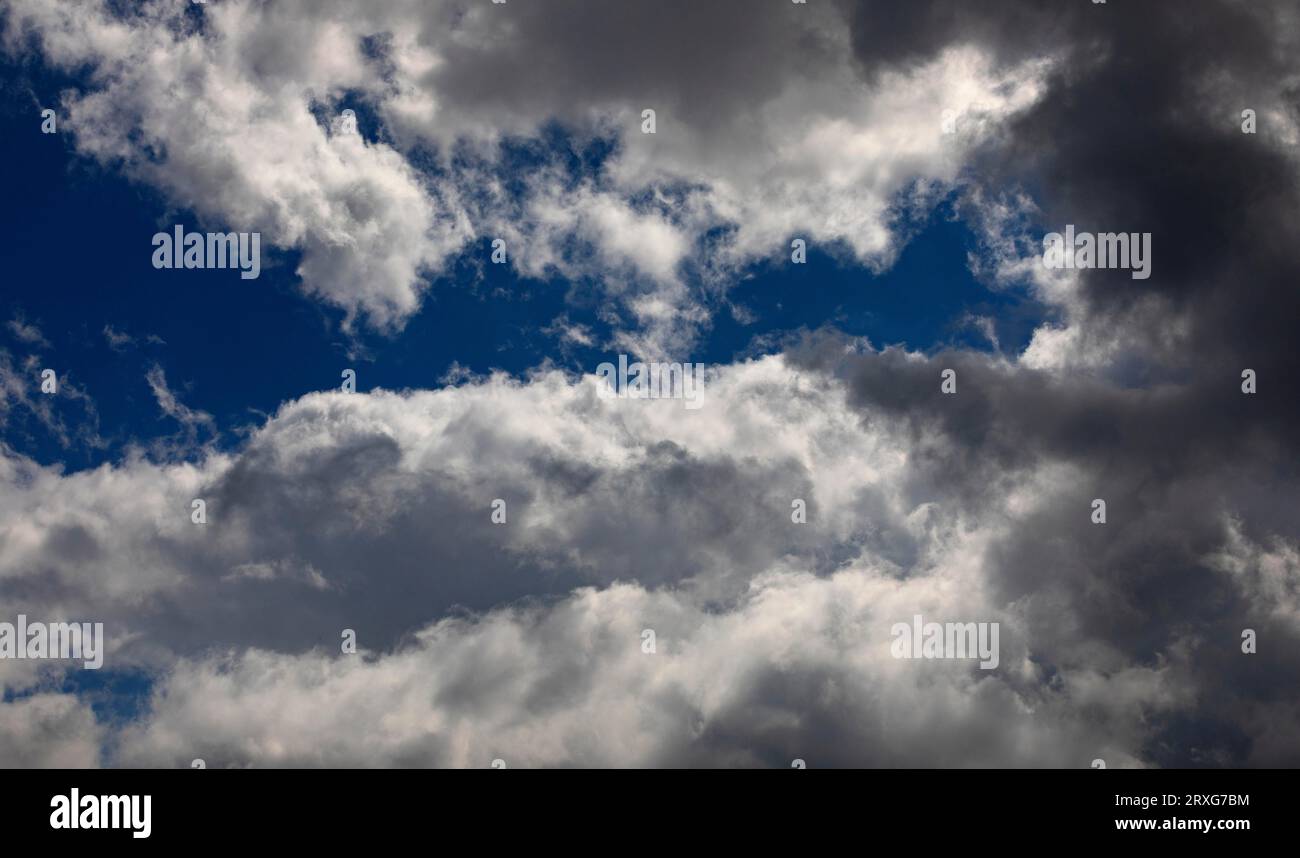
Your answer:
0;347;1293;766
1;0;1050;350
3;0;1300;770
0;692;104;767
111;571;1173;769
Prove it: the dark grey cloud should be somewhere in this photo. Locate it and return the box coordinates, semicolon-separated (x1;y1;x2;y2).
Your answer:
725;0;1300;770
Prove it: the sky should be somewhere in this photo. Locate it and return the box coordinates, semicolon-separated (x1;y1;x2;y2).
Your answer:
0;0;1297;768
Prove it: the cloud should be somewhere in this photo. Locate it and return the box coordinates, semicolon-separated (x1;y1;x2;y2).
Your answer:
111;571;1174;768
143;364;217;460
0;349;102;451
6;315;49;349
0;692;104;768
0;348;1295;766
2;0;1051;351
2;0;1300;770
102;325;134;351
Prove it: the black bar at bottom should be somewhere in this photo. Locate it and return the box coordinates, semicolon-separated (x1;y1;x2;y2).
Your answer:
2;768;1280;845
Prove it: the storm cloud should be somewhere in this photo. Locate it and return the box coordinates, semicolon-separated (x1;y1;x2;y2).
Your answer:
1;0;1298;768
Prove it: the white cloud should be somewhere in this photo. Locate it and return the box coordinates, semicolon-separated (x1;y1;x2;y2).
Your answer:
0;693;104;767
7;316;50;349
111;568;1176;768
0;353;1195;766
3;0;1053;349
